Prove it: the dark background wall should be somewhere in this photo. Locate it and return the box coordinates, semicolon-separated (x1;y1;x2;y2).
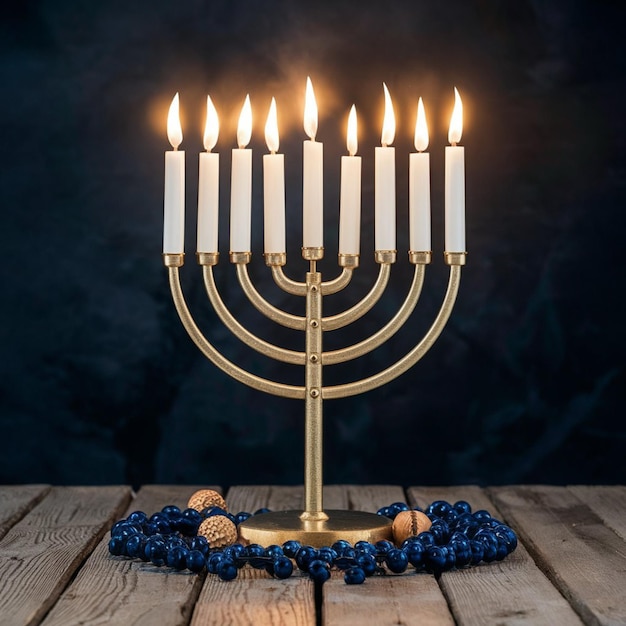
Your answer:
1;0;624;489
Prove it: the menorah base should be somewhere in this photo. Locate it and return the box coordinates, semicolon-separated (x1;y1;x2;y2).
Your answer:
238;510;393;548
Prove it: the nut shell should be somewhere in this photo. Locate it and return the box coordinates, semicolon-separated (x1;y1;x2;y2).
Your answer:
392;510;432;545
198;515;238;548
187;489;227;513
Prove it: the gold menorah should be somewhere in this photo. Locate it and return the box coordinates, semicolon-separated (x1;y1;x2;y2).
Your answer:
162;246;465;546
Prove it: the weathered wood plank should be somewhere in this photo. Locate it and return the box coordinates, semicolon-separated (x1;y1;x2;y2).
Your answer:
42;484;214;626
191;485;315;626
568;485;626;543
323;485;455;626
0;485;131;626
0;485;51;541
408;486;584;626
490;485;626;626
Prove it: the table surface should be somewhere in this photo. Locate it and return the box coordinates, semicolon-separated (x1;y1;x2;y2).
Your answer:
1;484;625;626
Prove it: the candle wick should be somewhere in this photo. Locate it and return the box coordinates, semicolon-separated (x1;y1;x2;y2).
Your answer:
382;143;388;148
451;142;457;147
270;150;276;155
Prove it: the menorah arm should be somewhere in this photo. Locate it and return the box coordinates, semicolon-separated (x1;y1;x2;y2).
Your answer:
202;266;306;366
323;263;425;365
236;264;307;331
322;263;390;331
322;264;461;399
167;263;305;399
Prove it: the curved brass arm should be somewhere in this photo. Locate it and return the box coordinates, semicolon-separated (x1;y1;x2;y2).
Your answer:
236;264;306;331
271;266;307;296
321;268;353;295
169;266;305;399
323;263;425;365
322;264;390;331
322;265;461;399
203;266;306;366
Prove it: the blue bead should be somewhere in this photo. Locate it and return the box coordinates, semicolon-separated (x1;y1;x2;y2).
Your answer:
264;544;284;559
273;556;294;579
308;559;331;583
127;511;148;525
186;549;206;573
385;548;408;573
254;507;271;515
282;540;302;558
217;558;238;581
417;531;436;547
473;509;492;521
295;546;319;572
376;506;392;518
317;547;338;564
125;534;147;559
404;541;425;568
167;545;189;570
426;500;453;518
334;556;355;570
147;538;168;566
207;552;225;574
161;505;181;519
453;500;472;515
344;566;366;584
469;540;484;565
331;540;352;555
246;543;268;569
424;546;447;573
189;536;210;556
142;522;159;536
375;540;395;554
354;541;376;555
474;530;498;562
355;553;377;576
234;512;252;525
389;502;410;517
108;536;125;556
430;520;450;543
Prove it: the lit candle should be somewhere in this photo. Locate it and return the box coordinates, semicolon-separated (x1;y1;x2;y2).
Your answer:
303;76;323;249
375;82;396;252
163;93;185;254
230;94;252;253
409;97;431;252
263;97;285;254
197;95;219;253
445;87;465;252
339;105;361;255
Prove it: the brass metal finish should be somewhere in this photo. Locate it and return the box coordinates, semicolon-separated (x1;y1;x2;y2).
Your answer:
321;268;352;295
409;251;432;265
239;510;393;548
375;250;397;264
163;253;185;267
196;252;219;266
230;251;252;264
264;252;287;267
338;254;360;268
302;247;324;261
272;267;307;296
444;251;467;266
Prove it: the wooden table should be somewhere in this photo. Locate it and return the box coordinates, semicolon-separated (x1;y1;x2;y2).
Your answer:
1;485;625;625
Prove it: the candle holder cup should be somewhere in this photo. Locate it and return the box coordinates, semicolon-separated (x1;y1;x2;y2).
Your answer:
163;243;465;547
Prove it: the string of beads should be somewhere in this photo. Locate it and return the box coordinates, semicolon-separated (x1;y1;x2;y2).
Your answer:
108;499;518;584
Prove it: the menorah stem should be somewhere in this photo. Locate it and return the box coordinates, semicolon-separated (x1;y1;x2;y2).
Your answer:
301;265;327;521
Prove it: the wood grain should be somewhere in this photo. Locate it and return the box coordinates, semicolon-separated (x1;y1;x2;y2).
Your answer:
0;485;51;541
568;485;626;543
42;484;214;626
323;485;454;626
490;485;626;626
408;485;584;626
0;485;131;626
191;485;315;626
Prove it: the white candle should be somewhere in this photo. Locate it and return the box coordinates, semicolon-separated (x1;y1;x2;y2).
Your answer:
339;105;361;255
163;93;185;254
263;97;286;254
303;76;323;248
374;82;396;251
409;97;431;252
197;95;219;253
230;94;252;253
445;87;465;252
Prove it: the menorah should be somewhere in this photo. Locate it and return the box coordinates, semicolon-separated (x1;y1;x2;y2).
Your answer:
161;80;467;546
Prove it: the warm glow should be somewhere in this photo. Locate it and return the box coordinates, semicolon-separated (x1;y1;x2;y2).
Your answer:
448;87;463;145
237;94;252;148
265;97;279;153
381;82;395;146
304;76;318;140
203;94;219;151
167;93;183;149
414;97;428;152
347;105;357;156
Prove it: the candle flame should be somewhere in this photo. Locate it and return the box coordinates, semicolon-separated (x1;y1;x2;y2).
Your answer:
448;87;463;145
381;82;395;146
237;94;252;148
167;93;183;149
203;94;219;152
304;76;318;140
414;97;429;152
347;104;357;156
265;97;279;153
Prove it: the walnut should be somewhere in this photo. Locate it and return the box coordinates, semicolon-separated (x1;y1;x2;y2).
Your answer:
392;510;432;545
187;489;227;513
198;515;238;548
